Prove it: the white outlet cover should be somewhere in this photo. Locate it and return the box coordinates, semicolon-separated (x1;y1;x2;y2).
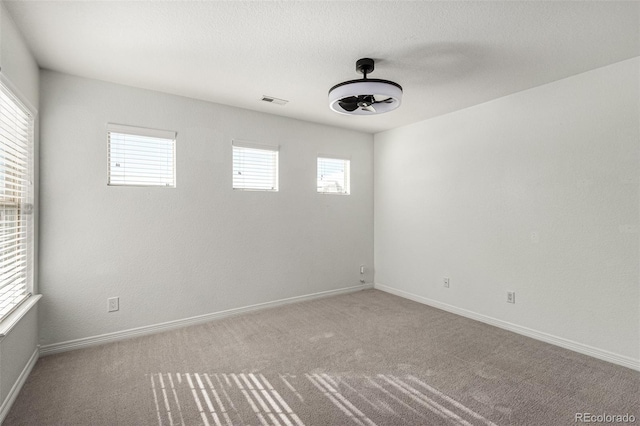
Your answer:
108;297;119;312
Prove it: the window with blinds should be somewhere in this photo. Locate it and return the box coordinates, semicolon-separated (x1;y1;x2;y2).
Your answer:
107;124;176;187
317;156;350;194
232;140;279;191
0;81;34;322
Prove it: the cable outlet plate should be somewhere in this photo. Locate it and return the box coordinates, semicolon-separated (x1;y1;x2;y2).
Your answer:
108;297;119;312
443;278;450;288
507;291;516;304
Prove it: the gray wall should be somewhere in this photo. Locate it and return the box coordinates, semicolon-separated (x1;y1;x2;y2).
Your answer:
374;58;639;363
38;70;374;346
0;2;40;417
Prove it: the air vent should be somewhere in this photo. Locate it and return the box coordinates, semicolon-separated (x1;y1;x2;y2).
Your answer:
261;95;288;106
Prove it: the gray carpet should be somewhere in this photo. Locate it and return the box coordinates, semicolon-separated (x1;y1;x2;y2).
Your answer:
5;290;639;425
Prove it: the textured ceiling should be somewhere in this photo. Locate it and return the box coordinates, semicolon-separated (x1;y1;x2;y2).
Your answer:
3;1;639;134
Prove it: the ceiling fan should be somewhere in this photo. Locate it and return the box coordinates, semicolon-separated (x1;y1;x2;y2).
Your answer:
328;58;403;115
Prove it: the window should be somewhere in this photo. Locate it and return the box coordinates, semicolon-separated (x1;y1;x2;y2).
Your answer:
107;124;176;187
232;140;279;191
317;156;350;194
0;80;34;321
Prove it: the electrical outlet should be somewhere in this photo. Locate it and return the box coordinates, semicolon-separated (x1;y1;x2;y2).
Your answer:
443;278;450;288
507;291;516;304
108;297;119;312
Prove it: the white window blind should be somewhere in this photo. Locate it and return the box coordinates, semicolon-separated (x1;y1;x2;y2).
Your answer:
317;156;350;194
107;124;176;187
0;80;34;322
232;140;279;191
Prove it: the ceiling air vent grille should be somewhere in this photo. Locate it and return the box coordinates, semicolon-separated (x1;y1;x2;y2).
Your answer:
261;95;288;106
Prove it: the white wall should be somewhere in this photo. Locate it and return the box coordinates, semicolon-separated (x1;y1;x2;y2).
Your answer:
374;58;640;366
0;2;40;420
0;307;37;414
0;3;38;108
38;70;373;346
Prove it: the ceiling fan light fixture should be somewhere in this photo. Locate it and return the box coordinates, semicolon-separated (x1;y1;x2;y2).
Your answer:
328;58;403;115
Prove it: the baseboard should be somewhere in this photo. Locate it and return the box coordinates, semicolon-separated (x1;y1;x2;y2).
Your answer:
40;283;374;356
0;347;39;424
374;283;640;372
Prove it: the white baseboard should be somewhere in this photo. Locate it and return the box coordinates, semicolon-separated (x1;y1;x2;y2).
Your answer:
375;283;640;372
0;347;39;424
40;283;374;356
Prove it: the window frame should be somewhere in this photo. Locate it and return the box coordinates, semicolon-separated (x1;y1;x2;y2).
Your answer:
232;139;279;192
317;155;351;195
0;76;36;323
107;123;177;188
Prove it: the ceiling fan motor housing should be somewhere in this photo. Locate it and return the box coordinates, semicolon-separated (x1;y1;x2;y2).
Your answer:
329;58;403;115
329;78;403;115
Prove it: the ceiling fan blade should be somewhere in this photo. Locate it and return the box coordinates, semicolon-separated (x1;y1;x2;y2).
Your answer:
373;96;393;104
339;102;359;112
362;105;376;113
340;96;359;104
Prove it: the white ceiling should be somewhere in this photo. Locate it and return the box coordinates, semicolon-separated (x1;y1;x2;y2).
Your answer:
4;1;639;134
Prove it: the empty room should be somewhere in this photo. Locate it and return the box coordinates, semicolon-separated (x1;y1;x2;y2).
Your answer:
0;1;638;425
